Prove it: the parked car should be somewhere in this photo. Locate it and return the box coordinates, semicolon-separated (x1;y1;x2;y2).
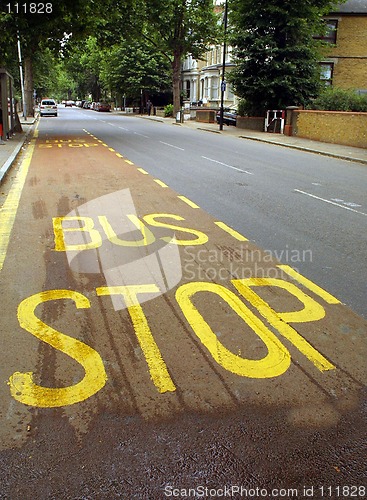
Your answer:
65;100;74;107
95;102;111;112
216;107;238;126
90;102;97;110
82;101;91;109
39;98;58;117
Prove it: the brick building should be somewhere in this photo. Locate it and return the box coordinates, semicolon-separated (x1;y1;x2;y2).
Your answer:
319;0;367;91
181;0;367;108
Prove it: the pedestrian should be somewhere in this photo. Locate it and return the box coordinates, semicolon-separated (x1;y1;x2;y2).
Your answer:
147;99;153;116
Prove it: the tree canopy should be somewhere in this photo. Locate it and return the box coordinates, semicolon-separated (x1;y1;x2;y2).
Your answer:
0;0;219;114
229;0;344;115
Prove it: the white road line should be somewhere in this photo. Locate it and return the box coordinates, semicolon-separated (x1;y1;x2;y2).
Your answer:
160;141;184;151
118;126;129;131
134;132;150;138
294;189;367;216
201;156;254;175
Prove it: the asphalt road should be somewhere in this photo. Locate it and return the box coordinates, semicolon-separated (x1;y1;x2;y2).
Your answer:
0;106;365;498
74;107;366;319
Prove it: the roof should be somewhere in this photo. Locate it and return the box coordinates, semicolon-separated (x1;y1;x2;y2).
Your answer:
329;0;367;14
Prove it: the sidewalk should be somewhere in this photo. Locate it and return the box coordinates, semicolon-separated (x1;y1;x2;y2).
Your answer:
0;116;37;183
141;114;367;164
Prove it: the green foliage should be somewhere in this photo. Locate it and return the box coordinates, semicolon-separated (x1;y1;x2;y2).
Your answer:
164;104;174;117
229;0;339;116
104;0;220;112
309;87;367;112
237;100;247;117
99;40;172;98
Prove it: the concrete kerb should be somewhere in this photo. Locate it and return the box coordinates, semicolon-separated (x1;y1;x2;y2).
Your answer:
171;118;367;165
237;134;367;165
0;116;38;183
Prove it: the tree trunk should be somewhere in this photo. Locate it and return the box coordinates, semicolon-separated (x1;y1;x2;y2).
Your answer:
172;50;182;115
24;56;34;117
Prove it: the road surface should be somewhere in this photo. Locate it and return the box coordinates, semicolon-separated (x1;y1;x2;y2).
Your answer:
0;107;365;498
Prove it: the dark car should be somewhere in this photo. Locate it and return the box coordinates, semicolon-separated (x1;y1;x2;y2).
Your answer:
95;102;111;112
216;107;238;126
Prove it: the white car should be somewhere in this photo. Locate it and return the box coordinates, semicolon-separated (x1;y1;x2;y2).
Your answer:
39;98;58;117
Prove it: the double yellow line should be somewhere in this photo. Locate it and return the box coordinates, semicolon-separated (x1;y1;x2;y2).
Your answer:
0;123;38;271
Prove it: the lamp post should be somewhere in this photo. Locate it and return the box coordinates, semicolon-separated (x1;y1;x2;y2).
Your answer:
219;0;228;131
17;32;27;120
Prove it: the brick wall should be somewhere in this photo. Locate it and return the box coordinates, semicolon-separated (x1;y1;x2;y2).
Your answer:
324;16;367;89
292;110;367;148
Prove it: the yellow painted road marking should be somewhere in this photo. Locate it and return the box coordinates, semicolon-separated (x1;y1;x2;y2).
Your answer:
0;136;37;271
137;168;148;175
154;179;168;188
97;285;176;393
116;153;123;158
278;265;341;304
10;290;107;407
109;148;115;152
178;196;200;209
125;160;134;165
176;282;291;378
232;278;335;372
215;221;248;241
102;143;108;147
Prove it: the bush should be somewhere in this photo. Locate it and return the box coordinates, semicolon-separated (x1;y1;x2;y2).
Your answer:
164;104;174;117
309;87;367;112
237;99;247;117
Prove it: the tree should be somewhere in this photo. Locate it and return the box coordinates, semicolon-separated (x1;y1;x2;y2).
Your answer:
100;39;172;104
99;0;220;113
229;0;343;116
0;0;100;115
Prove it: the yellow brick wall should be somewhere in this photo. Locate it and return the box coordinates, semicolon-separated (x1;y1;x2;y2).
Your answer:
324;16;367;89
293;110;367;148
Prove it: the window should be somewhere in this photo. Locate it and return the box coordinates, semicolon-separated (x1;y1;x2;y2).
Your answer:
315;20;338;44
320;62;334;86
185;80;191;99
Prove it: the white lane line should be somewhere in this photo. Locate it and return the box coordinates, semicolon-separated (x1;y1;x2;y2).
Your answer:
107;122;115;126
201;156;254;175
160;141;184;151
134;132;150;138
294;189;367;216
119;126;129;131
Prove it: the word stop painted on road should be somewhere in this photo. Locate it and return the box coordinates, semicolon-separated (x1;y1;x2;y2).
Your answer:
8;213;339;407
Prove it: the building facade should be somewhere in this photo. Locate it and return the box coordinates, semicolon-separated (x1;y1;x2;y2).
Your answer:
319;0;367;91
181;1;367;110
181;46;236;108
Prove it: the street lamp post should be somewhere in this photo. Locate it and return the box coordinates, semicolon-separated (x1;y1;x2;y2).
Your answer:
17;32;27;120
219;0;228;131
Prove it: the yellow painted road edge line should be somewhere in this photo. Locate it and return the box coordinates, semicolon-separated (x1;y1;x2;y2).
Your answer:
178;196;200;209
214;221;248;241
0;132;37;271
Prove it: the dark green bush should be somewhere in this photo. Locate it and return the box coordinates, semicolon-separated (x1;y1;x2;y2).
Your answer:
237;99;247;117
309;87;367;112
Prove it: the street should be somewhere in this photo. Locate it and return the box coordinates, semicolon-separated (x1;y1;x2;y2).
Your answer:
0;106;366;498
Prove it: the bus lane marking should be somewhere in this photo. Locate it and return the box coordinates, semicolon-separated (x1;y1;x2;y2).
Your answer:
10;289;107;407
154;179;168;188
8;128;356;407
0;131;37;271
178;196;200;209
10;206;348;407
214;221;248;241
